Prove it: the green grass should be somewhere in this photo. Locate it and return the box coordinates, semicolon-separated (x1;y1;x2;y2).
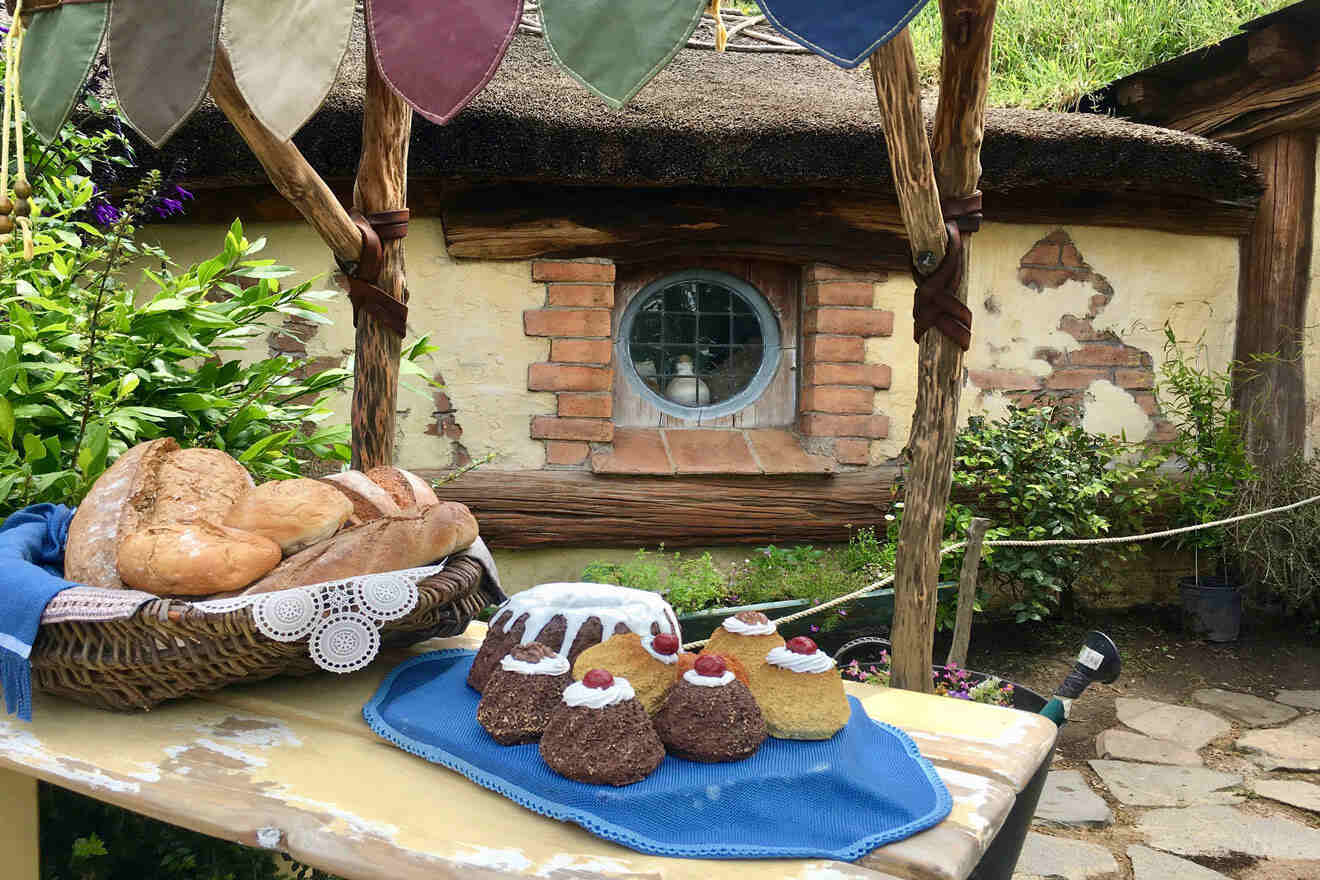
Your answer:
738;0;1296;109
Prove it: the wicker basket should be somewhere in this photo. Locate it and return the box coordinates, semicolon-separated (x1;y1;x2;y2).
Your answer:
30;557;494;711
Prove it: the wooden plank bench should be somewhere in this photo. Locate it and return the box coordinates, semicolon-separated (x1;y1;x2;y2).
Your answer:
0;624;1055;880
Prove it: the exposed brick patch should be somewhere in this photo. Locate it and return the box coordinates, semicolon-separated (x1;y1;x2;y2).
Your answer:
834;438;872;466
802;386;875;414
805;307;893;337
805;282;874;308
550;338;612;364
986;230;1173;440
799;413;889;439
423;366;471;471
548;284;615;308
531;416;614;442
523;309;611;338
803;335;866;363
532;260;616;283
528;363;613;392
558;393;613;418
804;264;889;283
545;441;590;466
804;363;891;388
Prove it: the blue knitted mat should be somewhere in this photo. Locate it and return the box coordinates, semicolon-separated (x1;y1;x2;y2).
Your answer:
363;649;952;861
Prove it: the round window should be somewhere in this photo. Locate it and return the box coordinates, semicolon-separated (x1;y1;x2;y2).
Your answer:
617;269;781;420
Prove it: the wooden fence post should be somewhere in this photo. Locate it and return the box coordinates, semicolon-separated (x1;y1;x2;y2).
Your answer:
946;516;990;668
871;0;997;692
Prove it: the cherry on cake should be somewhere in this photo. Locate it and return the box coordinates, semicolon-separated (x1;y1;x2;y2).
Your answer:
756;636;851;740
476;643;573;745
467;582;681;692
571;631;681;715
653;653;766;763
539;668;665;786
701;610;784;691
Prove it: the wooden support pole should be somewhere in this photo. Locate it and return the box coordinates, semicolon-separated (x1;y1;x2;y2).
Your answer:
1234;131;1315;468
349;33;413;471
871;0;996;693
208;47;362;264
946;517;990;668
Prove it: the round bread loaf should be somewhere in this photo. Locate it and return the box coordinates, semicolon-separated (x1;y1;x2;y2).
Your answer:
65;438;179;588
365;466;438;513
319;470;402;524
116;521;282;595
225;479;354;554
145;447;254;526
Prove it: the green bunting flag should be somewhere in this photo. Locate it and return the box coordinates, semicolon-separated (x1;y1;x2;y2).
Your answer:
20;2;110;143
541;0;707;109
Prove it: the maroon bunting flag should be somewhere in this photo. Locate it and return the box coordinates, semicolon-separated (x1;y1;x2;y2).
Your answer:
366;0;523;125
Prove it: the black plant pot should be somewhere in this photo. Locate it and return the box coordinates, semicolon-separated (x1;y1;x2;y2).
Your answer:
1179;575;1243;642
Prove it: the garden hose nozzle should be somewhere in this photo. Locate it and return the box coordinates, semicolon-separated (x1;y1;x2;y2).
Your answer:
1040;631;1121;727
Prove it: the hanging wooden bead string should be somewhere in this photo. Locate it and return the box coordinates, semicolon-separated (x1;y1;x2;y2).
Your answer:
1;0;32;259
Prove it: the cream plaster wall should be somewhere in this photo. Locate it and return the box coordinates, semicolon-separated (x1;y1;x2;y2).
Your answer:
143;220;553;472
1305;136;1320;456
867;223;1241;461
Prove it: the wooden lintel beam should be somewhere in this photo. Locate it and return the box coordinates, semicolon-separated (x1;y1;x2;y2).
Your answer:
1248;23;1316;82
1213;93;1320;147
423;468;899;548
207;47;362;265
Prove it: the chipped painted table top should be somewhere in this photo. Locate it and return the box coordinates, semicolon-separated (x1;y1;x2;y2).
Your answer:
0;625;1055;880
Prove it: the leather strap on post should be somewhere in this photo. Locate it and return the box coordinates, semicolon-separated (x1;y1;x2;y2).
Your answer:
339;209;410;339
911;190;982;351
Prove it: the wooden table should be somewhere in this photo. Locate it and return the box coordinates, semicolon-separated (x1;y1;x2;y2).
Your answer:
0;625;1056;880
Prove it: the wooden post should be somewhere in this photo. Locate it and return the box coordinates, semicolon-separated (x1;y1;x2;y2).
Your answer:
349;33;414;471
871;0;997;692
0;768;39;880
1234;132;1315;468
946;516;990;668
208;47;362;264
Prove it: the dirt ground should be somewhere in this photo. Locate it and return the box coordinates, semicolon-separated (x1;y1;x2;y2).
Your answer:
961;604;1320;766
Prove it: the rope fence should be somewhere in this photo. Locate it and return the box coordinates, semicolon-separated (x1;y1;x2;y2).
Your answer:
681;493;1320;649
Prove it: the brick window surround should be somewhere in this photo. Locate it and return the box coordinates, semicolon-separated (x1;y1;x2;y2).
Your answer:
524;259;894;473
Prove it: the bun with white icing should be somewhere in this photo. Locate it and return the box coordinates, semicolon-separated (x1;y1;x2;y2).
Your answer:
653;654;766;762
701;610;785;692
467;582;681;693
539;668;664;786
477;642;573;745
755;636;851;740
571;632;681;715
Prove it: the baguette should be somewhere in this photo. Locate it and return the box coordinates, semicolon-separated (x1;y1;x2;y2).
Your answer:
319;470;402;524
240;501;479;595
365;466;439;514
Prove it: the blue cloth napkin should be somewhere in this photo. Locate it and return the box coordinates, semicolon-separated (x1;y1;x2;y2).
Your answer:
759;0;932;68
364;649;953;861
0;504;78;721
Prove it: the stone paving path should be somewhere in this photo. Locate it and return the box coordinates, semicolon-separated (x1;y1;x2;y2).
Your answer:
1013;689;1320;880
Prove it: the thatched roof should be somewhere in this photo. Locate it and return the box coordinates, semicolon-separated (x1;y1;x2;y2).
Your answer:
145;23;1261;205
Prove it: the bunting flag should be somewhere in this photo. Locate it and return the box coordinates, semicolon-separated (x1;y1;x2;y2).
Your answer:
108;0;224;147
367;0;523;125
19;2;109;142
221;0;353;141
758;0;932;68
541;0;706;109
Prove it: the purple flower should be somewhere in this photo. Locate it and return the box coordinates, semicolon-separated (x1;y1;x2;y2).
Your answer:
154;197;185;218
809;624;819;633
173;184;194;200
93;203;122;226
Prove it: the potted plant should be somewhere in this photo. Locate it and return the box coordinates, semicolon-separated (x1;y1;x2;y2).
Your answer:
1155;327;1253;641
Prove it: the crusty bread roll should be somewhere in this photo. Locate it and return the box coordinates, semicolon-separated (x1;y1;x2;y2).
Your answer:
65;438;179;588
319;470;402;524
116;521;282;595
240;501;479;595
146;447;253;525
365;466;439;514
225;479;354;555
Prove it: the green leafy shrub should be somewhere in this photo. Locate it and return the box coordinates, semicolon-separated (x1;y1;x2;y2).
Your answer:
944;403;1161;622
1228;454;1320;623
1155;326;1253;575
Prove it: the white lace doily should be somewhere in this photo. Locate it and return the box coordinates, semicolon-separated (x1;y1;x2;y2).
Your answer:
191;563;444;674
